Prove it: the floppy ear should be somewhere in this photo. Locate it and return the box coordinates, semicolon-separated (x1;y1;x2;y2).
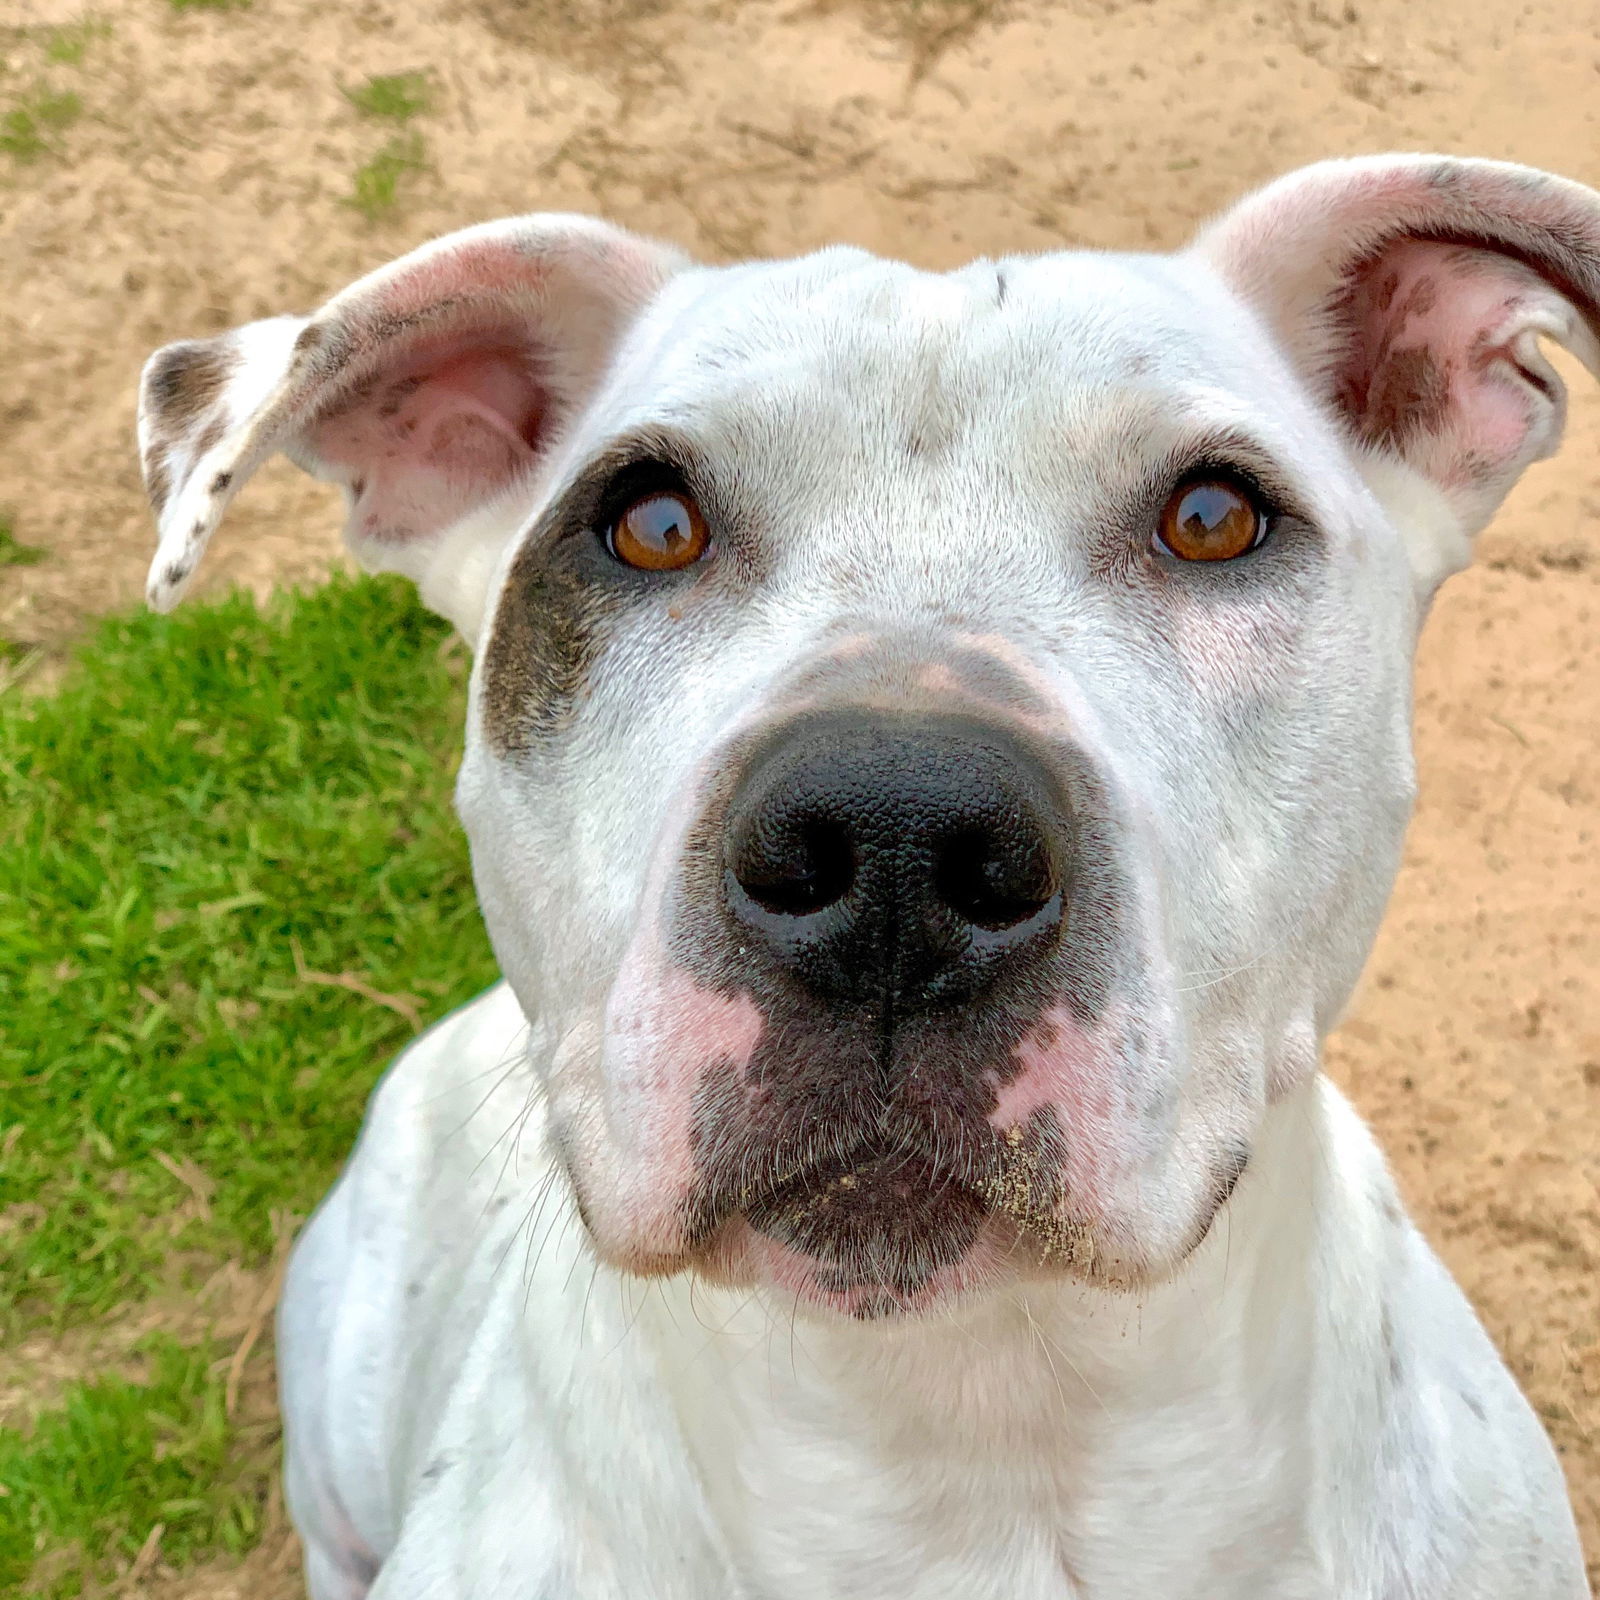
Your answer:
1190;155;1600;584
138;214;687;637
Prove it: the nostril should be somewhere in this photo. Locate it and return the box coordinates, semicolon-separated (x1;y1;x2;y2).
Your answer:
934;828;1057;932
730;818;855;917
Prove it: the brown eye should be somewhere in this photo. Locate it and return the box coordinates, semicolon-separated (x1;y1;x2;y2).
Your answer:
606;490;710;571
1156;479;1267;562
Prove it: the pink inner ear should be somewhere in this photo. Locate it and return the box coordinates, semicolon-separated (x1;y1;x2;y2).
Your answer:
308;342;545;546
1334;238;1553;487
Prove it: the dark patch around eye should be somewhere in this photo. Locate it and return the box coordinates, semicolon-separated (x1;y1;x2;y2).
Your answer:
480;533;627;757
478;441;716;758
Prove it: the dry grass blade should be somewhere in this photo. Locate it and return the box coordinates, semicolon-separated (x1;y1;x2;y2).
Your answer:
151;1152;214;1223
121;1521;165;1591
223;1214;294;1418
290;937;424;1032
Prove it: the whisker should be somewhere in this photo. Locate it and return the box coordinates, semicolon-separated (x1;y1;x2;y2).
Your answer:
1174;948;1271;993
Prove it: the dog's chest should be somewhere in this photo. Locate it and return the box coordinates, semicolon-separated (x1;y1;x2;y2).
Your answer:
666;1322;1318;1600
726;1504;1086;1600
708;1449;1321;1600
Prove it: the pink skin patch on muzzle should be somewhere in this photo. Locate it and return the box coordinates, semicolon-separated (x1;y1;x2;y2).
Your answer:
989;1002;1140;1235
584;920;765;1269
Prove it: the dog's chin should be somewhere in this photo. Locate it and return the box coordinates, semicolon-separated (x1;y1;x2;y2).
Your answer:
686;1153;1032;1320
578;1143;1229;1312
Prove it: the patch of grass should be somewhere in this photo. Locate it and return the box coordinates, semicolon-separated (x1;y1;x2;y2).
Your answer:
0;575;495;1334
0;525;46;568
347;131;427;221
342;72;432;221
0;90;82;162
40;19;110;66
343;69;432;122
0;1335;271;1599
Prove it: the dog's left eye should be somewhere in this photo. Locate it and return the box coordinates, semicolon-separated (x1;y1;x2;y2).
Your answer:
605;489;711;572
1155;478;1269;562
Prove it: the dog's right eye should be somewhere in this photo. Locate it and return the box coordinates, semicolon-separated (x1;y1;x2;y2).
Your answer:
604;488;711;572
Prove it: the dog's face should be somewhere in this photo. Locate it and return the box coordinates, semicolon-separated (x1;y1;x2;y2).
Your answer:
140;158;1600;1315
464;250;1422;1308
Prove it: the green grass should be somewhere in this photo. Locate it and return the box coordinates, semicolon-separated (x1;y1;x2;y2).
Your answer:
0;524;46;568
343;71;432;220
347;131;427;221
343;70;432;123
0;575;495;1330
40;20;110;66
0;1337;271;1599
0;91;82;162
0;574;494;1590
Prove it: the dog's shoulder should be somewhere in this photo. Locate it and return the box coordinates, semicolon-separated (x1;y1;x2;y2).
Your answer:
294;977;559;1374
278;983;550;1520
279;981;747;1598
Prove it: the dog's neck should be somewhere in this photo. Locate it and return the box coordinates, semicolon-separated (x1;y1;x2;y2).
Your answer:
641;1074;1397;1581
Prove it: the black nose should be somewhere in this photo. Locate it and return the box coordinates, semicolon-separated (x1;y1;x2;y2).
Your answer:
722;711;1068;1012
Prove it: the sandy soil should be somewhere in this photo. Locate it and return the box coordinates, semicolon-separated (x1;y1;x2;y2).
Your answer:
2;0;1596;1589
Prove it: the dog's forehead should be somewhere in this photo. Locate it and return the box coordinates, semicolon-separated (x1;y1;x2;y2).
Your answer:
576;241;1324;524
607;246;1274;446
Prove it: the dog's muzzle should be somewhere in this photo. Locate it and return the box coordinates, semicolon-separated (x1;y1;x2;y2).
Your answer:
721;708;1069;1020
663;704;1116;1311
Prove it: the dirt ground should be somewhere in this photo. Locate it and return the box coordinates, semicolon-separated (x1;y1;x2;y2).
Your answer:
2;0;1597;1589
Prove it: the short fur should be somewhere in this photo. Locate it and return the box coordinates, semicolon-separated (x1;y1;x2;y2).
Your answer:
137;154;1597;1597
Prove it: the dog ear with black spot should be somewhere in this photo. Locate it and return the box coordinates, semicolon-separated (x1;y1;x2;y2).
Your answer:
137;215;688;638
1190;155;1600;588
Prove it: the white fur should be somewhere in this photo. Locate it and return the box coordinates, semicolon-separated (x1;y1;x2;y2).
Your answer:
279;986;1581;1598
134;155;1598;1596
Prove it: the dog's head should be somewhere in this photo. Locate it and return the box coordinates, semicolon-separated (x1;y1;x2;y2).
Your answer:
140;158;1600;1317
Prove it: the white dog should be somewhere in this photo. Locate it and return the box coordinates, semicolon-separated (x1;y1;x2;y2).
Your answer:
138;154;1596;1597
